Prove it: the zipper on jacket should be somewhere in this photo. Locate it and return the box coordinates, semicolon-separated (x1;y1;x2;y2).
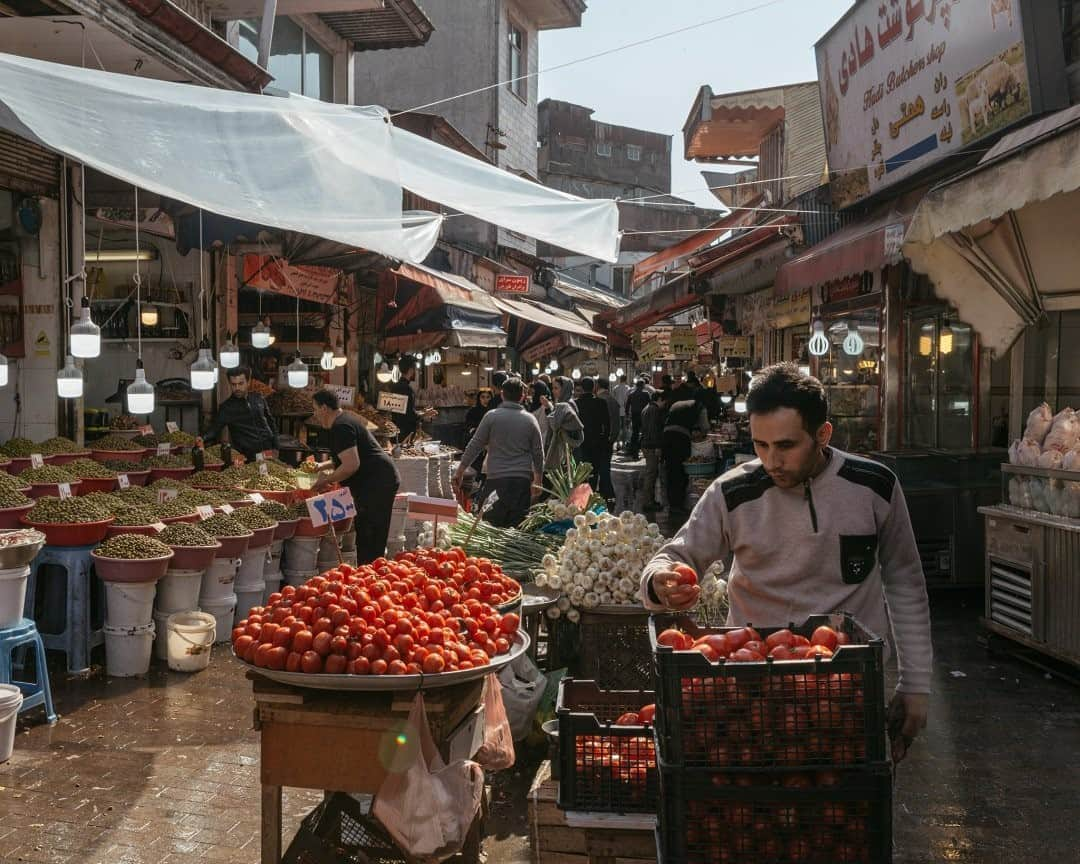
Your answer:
804;481;819;533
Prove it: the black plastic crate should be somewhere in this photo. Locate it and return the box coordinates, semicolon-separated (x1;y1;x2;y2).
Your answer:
656;764;892;864
650;613;886;769
283;792;407;864
576;608;653;690
556;678;658;813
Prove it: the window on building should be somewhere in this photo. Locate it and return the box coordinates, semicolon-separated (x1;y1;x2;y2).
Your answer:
237;17;334;101
626;144;642;161
596;141;612;157
508;23;526;101
1064;0;1080;64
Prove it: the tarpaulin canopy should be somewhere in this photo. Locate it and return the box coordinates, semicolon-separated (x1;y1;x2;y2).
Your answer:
0;51;620;264
378;263;506;352
493;295;606;360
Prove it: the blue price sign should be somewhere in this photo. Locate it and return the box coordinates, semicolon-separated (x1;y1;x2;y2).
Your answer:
305;488;357;527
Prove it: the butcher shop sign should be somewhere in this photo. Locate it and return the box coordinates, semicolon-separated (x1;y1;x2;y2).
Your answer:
815;0;1060;208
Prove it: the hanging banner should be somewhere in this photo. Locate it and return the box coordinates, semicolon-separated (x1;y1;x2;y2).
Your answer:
717;336;752;358
522;334;564;363
669;328;698;359
242;254;343;305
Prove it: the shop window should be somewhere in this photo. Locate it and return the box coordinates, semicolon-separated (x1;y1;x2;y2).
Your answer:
237;17;334;101
596;141;612;157
813;308;882;453
627;144;642;161
905;311;975;449
508;22;527;101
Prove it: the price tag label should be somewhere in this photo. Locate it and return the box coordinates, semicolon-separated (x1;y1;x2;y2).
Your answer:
156;488;179;504
377;392;409;415
117;473;130;489
258;462;269;476
305;487;356;527
58;482;73;500
156;443;171;456
220;503;234;514
152;521;168;533
196;505;215;520
30;453;44;469
248;493;265;504
255;451;265;462
405;495;459;524
165;421;179;434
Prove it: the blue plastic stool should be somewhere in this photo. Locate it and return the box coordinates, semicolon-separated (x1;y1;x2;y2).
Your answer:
0;618;57;724
24;544;104;674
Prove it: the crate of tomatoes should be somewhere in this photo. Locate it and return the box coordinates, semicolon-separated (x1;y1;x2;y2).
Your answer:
555;678;658;814
656;764;892;864
649;613;887;770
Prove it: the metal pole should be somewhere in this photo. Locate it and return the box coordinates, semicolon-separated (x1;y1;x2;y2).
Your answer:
256;0;278;72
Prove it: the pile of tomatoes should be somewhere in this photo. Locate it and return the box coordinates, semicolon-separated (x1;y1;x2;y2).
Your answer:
232;547;521;676
657;623;852;662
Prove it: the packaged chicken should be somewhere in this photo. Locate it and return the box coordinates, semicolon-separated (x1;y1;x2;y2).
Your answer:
1062;447;1080;473
1023;402;1053;445
1043;408;1079;453
1012;438;1042;467
1037;448;1065;470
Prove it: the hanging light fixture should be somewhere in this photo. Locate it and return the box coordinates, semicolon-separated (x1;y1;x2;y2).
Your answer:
140;303;159;328
608;372;617;382
431;350;442;364
734;397;748;414
376;362;393;383
332;342;347;368
391;365;402;383
320;345;335;371
616;367;625;377
56;354;83;399
287;290;308;388
127;360;155;414
70;296;101;358
189;342;217;391
842;322;864;356
219;332;240;369
808;319;829;356
939;321;954;355
0;353;7;387
251;316;272;349
720;394;733;405
571;367;582;380
373;352;383;366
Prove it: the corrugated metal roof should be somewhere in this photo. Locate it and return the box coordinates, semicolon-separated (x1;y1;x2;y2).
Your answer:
320;0;433;51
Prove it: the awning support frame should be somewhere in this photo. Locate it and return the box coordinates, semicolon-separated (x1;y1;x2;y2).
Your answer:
1006;210;1046;319
946;230;1043;326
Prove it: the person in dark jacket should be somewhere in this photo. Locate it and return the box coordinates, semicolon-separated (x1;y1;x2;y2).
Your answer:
625;378;652;459
390;355;437;441
663;396;709;525
464;389;493;473
640;390;668;512
576;377;612;498
204;367;278;461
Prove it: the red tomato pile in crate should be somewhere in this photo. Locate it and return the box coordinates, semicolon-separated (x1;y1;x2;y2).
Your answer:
232;547;521;675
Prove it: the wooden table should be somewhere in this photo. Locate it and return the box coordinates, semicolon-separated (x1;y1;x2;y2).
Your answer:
249;671;485;864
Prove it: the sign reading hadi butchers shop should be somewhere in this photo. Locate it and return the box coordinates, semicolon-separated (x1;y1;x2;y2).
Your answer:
816;0;1060;209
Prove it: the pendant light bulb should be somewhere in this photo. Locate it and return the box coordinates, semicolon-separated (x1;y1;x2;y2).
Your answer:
56;354;83;399
251;317;272;349
332;342;347;368
190;346;217;391
70;296;101;358
0;353;7;388
375;362;393;384
140;304;159;328
127;362;155;415
373;352;383;366
286;356;309;389
571;367;582;380
616;367;625;377
808;318;829;357
721;394;733;405
320;346;335;371
219;333;240;369
391;366;402;383
432;351;442;364
734;397;748;414
842;322;865;356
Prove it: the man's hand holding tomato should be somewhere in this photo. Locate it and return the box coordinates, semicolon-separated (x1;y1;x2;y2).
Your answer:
651;564;700;611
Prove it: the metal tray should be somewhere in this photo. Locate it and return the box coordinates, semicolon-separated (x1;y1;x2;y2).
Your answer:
238;630;530;691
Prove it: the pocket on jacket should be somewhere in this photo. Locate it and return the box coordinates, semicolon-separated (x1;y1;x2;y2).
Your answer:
840;534;878;584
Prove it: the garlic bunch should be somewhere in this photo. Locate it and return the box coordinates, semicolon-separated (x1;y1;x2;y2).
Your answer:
537;511;665;612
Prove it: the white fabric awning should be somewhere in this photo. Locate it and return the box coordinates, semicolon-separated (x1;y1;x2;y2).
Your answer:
903;104;1080;355
0;51;620;263
491;295;605;343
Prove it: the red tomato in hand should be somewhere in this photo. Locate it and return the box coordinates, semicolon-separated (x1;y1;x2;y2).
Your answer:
673;564;698;586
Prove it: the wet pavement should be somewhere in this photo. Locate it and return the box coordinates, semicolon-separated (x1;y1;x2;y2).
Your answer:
1;590;1078;863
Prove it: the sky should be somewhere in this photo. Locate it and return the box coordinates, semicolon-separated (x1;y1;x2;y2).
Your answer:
538;0;854;209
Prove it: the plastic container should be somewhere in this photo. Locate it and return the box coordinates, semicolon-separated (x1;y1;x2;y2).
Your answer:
0;683;23;763
285;536;321;571
565;608;653;691
160;512;200;525
7;456;34;475
0;504;33;531
91;447;148;463
21;516;114;547
201;556;239;601
0;566;29;630
649;613;886;770
246;524;277;551
213;534;251;559
75;476;117;494
105;523;164;539
26;480;83;500
240;488;293;504
199;594;236;644
119;468;151;487
148;466;194;483
273;518;299;542
340;551;358;567
92;550;173;584
156;568;204;615
236;548;268;591
234;584;265;625
262;577;281;605
104;621;155;677
338;530;356;553
292;517;328;538
167;542;221;571
103;579;156;628
556;678;657;814
282;568;317;588
165;611;216;672
152;608;171;660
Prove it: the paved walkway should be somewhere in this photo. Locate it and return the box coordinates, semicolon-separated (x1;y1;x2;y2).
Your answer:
1;591;1077;863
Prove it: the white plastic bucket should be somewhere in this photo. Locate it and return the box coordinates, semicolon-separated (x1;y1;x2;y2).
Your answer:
0;683;22;763
201;557;239;602
341;551;358;566
236;547;268;591
282;568;317;588
0;566;29;630
234;585;265;626
262;577;282;605
152;609;170;660
199;594;236;643
269;538;285;561
284;536;320;571
338;530;356;553
103;580;156;628
156;568;204;615
104;622;155;677
166;611;215;672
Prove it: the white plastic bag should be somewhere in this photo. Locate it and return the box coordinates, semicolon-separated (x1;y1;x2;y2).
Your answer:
1023;402;1054;445
1044;408;1080;453
498;653;547;741
473;673;515;770
1062;447;1080;472
372;692;484;862
1015;438;1042;467
1037;449;1064;470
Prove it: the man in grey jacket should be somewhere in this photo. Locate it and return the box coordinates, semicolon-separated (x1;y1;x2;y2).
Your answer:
453;377;544;528
641;364;932;763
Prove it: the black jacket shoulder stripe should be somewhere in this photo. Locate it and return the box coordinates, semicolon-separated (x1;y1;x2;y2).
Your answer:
722;466;773;512
837;458;896;502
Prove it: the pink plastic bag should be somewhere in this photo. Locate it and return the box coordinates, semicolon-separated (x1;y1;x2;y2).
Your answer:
474;673;515;770
373;692;484;862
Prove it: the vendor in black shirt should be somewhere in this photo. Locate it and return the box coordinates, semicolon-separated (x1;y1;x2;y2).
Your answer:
311;389;401;564
390;355;438;441
204;367;278;461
